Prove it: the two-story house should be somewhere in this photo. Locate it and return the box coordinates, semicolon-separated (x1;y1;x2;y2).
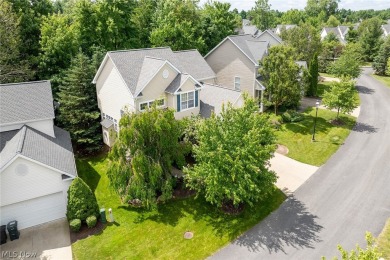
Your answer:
0;81;77;229
92;47;216;147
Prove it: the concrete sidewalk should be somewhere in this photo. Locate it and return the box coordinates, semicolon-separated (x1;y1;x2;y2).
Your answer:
269;153;318;193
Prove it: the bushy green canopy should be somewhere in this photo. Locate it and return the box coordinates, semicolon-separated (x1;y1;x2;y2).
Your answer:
184;97;277;208
67;177;99;221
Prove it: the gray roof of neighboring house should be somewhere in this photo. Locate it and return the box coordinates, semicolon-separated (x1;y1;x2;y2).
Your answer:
323;26;348;44
338;25;349;36
165;74;191;94
100;118;114;128
105;47;215;96
0;126;77;177
276;24;297;31
382;24;390;35
243;25;260;35
228;35;270;65
0;81;55;125
200;84;242;118
255;30;283;45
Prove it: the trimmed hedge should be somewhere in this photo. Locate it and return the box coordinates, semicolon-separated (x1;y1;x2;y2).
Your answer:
86;215;97;228
66;177;99;221
70;219;81;232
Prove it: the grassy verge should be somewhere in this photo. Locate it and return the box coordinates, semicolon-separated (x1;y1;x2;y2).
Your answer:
372;74;390;88
72;155;286;260
319;72;338;79
378;219;390;258
273;108;356;166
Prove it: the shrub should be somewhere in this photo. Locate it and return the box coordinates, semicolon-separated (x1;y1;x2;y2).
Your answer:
282;110;304;123
70;219;81;232
66;177;99;221
86;215;97;228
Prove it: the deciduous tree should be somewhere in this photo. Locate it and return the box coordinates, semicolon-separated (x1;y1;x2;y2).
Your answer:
358;17;383;61
322;78;358;119
249;0;275;31
107;106;185;209
260;45;302;114
327;43;362;78
373;36;390;76
184;97;277;208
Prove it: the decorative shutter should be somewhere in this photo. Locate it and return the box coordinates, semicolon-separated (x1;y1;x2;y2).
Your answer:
195;90;199;107
177;94;181;112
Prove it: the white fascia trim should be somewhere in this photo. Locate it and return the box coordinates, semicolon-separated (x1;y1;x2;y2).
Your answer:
173;75;203;95
233;93;243;106
92;53;109;83
255;79;266;91
0;154;76;179
135;60;182;98
0;117;55;127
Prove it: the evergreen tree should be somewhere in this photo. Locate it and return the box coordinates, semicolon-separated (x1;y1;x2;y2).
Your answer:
307;54;319;96
57;51;102;153
249;0;275;30
373;36;390;76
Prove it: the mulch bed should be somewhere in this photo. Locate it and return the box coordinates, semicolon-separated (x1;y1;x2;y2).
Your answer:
70;221;106;243
221;201;244;215
330;119;345;126
173;180;196;199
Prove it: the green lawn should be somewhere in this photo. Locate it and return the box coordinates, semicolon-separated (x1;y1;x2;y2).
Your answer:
274;108;356;166
372;74;390;88
72;155;286;260
378;219;390;258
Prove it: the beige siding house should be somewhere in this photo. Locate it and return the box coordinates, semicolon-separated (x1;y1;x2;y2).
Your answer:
93;47;216;147
205;34;281;112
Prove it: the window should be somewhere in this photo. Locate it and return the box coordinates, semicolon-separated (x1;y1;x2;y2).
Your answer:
234;76;241;91
180;91;195;110
139;98;165;111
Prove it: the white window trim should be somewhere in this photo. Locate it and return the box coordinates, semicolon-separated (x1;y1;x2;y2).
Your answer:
234;76;241;91
139;98;166;111
179;90;196;112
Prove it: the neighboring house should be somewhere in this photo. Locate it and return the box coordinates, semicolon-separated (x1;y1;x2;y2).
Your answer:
239;19;261;36
205;34;281;112
255;30;283;46
0;81;77;229
382;20;390;37
320;25;350;44
275;24;297;35
92;47;216;147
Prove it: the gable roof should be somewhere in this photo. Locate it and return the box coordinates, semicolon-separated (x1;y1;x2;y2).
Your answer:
276;24;297;31
322;26;349;44
0;126;77;177
382;23;390;36
227;35;271;65
0;81;55;126
255;29;283;44
93;47;215;95
165;74;191;94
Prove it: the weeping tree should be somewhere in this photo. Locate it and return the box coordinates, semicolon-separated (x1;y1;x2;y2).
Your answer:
107;106;185;209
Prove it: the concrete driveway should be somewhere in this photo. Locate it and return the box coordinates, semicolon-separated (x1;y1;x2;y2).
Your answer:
0;218;72;260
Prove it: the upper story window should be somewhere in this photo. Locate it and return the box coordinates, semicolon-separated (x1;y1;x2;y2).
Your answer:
180;91;195;110
139;98;165;111
234;76;241;91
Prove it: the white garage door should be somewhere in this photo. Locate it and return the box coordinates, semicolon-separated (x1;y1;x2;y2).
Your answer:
0;192;66;229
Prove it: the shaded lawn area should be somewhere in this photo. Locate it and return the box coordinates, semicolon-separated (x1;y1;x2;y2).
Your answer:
72;155;286;260
372;74;390;88
378;219;390;258
274;108;356;166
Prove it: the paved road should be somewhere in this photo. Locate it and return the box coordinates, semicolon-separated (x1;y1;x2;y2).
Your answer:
211;68;390;259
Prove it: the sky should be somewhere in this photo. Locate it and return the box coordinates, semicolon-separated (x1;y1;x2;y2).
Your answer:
198;0;390;12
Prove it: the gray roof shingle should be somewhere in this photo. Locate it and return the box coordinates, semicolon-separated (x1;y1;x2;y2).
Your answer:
165;74;191;94
0;81;55;125
0;126;77;177
228;35;270;65
106;47;215;95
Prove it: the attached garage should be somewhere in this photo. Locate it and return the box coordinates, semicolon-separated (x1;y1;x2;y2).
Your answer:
0;192;66;230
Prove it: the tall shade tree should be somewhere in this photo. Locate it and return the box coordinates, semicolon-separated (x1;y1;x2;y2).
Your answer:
322;78;358;119
107;106;185;209
150;0;205;52
305;0;339;18
260;45;302;114
184;97;277;208
280;9;306;25
373;36;390;76
39;13;79;79
358;17;384;61
95;0;138;51
346;25;359;43
8;0;54;75
249;0;274;31
328;43;362;78
131;0;157;48
0;0;31;83
280;23;321;67
326;15;340;27
57;51;102;153
200;1;239;53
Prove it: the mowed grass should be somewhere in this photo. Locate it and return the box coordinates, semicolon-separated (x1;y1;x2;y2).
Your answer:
72;155;286;260
372;74;390;88
274;108;356;166
378;219;390;258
